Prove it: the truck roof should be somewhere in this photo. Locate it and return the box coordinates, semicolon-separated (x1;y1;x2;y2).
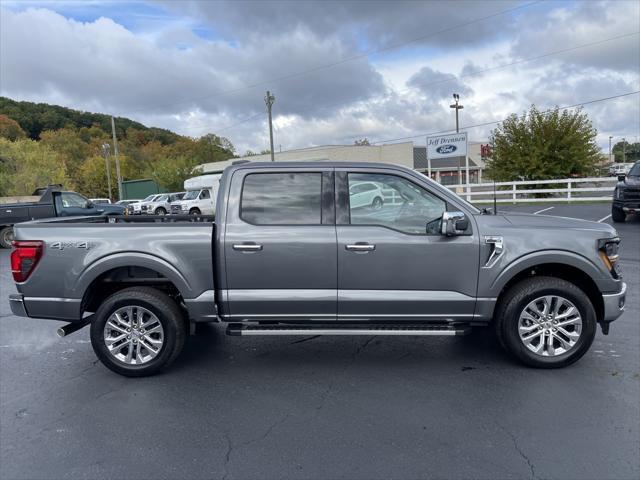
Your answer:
223;160;413;173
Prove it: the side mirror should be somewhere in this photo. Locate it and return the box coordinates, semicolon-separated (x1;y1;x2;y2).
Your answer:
618;174;626;182
441;211;469;236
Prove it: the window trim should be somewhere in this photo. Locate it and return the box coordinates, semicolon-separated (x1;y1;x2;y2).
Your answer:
239;171;329;227
339;171;451;236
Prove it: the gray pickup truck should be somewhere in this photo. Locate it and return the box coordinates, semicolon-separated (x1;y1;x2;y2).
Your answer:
9;162;627;376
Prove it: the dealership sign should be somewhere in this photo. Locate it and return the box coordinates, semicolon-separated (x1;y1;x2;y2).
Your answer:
427;133;468;159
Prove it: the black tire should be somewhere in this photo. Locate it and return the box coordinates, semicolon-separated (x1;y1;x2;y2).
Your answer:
90;287;186;377
494;276;596;368
371;197;383;210
612;205;626;223
189;208;201;215
0;226;14;249
155;207;167;216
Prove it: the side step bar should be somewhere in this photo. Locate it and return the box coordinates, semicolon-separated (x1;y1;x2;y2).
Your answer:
227;324;470;336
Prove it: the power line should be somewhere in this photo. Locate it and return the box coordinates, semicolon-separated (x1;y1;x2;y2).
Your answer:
141;1;542;112
369;90;640;144
183;30;639;136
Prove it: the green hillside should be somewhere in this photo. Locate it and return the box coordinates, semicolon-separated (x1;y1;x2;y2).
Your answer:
0;97;235;198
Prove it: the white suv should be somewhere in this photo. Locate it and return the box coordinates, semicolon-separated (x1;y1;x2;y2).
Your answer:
349;181;384;209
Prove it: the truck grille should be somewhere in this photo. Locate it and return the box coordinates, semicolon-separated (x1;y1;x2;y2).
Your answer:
171;205;182;214
625;188;640;200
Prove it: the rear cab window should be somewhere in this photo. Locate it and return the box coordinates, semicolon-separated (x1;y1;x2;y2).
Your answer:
240;173;322;225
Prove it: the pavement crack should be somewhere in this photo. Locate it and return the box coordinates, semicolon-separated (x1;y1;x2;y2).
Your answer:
351;336;375;362
289;335;320;345
497;422;538;479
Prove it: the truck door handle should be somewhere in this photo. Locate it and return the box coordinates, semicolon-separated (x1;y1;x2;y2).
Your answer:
345;243;375;252
233;243;263;252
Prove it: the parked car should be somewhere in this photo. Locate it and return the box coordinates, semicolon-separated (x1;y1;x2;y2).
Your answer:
90;198;112;204
131;194;162;215
0;186;124;248
9;161;626;376
115;199;142;207
349;181;384;209
609;163;634;176
612;160;640;222
170;174;220;215
146;192;185;215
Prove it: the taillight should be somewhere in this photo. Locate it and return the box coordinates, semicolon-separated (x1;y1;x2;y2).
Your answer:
10;240;44;282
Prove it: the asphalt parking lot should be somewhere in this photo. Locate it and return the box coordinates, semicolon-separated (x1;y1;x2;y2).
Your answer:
1;204;638;480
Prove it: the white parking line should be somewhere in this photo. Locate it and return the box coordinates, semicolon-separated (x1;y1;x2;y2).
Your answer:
598;214;612;223
534;206;554;214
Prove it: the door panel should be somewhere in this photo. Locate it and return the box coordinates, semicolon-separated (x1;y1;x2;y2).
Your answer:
223;169;337;321
336;170;479;321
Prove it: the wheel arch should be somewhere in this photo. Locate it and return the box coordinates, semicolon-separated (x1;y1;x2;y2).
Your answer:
493;261;605;323
77;253;192;315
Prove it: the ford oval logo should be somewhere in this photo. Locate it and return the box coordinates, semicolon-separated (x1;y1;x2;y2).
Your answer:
436;144;457;154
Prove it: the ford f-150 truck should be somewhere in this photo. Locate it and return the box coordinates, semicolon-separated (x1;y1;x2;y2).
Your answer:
9;162;627;376
612;160;640;222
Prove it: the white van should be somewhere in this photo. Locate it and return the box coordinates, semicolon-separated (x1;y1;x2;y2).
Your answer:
170;174;222;215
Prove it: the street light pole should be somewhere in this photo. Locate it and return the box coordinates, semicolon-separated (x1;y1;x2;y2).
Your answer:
609;136;613;164
264;91;276;162
449;93;464;183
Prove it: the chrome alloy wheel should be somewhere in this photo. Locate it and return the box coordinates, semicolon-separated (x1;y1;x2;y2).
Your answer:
103;306;164;365
518;295;582;357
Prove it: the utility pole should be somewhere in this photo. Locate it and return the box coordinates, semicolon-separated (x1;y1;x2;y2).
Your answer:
110;116;123;200
264;91;275;162
450;93;464;183
622;137;626;163
101;143;113;201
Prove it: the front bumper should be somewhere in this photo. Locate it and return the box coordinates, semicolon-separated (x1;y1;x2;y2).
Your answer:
602;282;627;322
613;200;640;213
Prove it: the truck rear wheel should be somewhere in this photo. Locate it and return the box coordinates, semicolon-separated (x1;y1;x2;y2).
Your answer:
494;276;596;368
0;226;14;249
90;287;186;377
612;205;626;223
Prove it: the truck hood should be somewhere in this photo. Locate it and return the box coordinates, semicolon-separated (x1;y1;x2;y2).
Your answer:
619;175;640;187
499;212;616;235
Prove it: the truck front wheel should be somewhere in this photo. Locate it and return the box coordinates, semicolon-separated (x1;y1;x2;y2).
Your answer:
90;287;186;377
189;208;201;215
494;276;596;368
612;205;626;223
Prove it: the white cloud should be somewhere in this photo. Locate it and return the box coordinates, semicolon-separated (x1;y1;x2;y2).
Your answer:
0;0;638;154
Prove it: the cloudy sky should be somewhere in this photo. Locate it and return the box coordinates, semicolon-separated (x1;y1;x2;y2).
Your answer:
1;0;638;154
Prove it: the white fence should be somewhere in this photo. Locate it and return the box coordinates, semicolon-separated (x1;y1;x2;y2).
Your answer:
445;177;617;204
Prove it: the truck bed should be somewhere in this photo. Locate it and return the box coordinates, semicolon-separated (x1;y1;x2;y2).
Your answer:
12;215;216;322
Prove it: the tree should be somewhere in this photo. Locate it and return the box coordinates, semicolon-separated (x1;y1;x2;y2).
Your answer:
486;106;601;181
0;114;26;141
0;138;68;196
354;138;371;146
612;140;640;163
195;133;236;163
40;128;91;188
148;156;202;192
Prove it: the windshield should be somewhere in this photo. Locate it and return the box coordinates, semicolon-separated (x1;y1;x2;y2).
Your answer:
628;162;640;176
142;195;156;201
183;190;200;200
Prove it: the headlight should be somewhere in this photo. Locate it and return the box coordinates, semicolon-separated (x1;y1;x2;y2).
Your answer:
598;238;621;278
615;188;624;200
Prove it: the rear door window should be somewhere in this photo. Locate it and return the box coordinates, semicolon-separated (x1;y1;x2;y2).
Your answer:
241;173;322;225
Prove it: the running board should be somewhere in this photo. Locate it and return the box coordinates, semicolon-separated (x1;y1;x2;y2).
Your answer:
227;324;470;336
